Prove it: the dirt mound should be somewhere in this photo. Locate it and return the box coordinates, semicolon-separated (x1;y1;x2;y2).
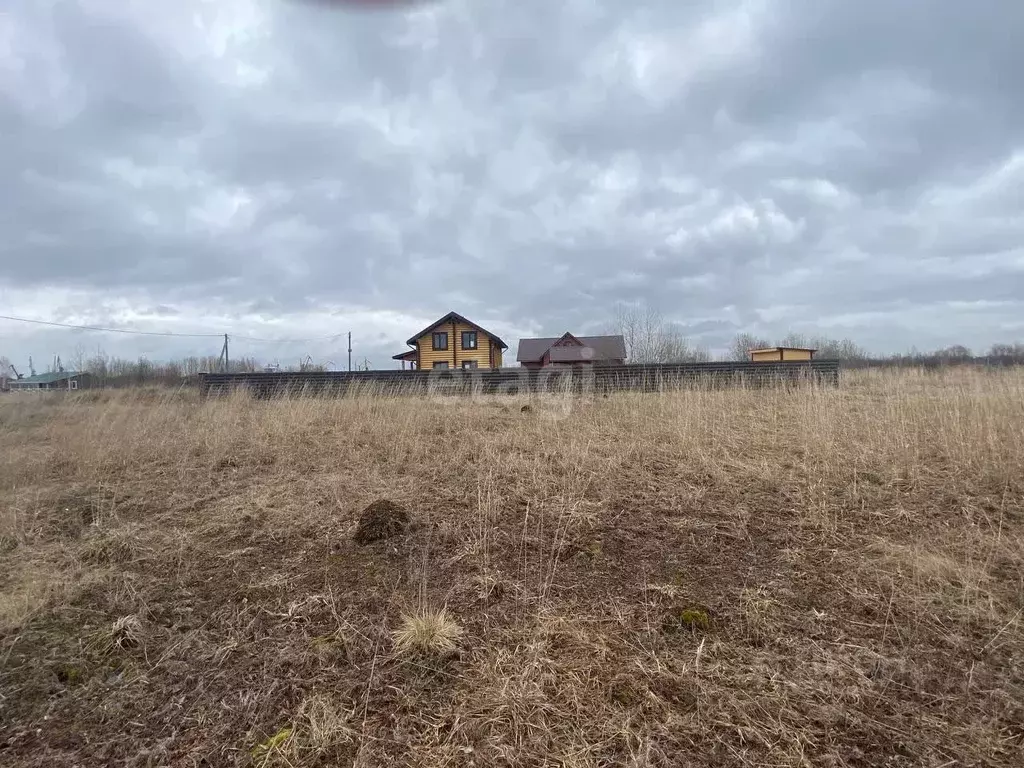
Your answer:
353;499;410;545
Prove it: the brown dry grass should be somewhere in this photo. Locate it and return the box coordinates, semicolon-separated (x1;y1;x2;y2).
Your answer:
1;368;1022;767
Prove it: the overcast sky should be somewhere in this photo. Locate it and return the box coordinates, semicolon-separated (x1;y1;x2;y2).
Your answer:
2;0;1022;368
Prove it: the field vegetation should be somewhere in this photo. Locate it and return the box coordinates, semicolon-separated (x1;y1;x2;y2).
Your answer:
1;369;1022;766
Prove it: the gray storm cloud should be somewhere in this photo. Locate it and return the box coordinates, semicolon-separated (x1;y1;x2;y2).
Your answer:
1;0;1022;366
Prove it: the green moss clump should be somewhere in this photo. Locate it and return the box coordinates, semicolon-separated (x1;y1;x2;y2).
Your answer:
663;607;711;633
251;727;293;763
310;631;349;663
573;540;602;562
55;664;84;686
679;609;710;630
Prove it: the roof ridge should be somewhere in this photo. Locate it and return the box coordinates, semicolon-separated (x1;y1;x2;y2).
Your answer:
404;311;508;349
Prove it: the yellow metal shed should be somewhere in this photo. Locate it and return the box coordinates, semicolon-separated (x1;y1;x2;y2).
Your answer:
748;347;816;362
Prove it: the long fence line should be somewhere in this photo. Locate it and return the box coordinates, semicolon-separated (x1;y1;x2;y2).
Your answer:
198;360;840;398
841;354;1024;369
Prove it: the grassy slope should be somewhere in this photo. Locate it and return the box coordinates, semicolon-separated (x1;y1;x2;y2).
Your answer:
1;369;1022;767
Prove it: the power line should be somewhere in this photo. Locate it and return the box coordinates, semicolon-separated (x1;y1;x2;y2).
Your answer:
0;314;222;338
232;332;348;344
0;313;350;345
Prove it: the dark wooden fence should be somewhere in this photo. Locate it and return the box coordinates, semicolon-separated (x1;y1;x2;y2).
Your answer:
840;355;1024;370
198;360;840;399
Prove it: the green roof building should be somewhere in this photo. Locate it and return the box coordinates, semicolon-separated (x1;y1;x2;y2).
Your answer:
6;371;93;391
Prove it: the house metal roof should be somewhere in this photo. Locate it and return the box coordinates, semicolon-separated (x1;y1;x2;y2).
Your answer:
516;334;627;363
9;371;84;384
404;311;508;349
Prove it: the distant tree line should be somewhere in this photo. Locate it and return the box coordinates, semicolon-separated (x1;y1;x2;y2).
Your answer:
71;351;264;388
609;305;872;364
727;335;1024;366
841;342;1024;369
609;304;1024;367
0;347;338;389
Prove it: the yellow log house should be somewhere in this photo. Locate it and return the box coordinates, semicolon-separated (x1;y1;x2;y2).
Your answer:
392;312;508;370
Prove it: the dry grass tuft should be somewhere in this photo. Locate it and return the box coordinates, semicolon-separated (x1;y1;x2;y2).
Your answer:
109;613;145;650
296;694;352;754
739;585;781;640
87;613;145;656
80;524;143;564
0;571;54;633
391;607;464;656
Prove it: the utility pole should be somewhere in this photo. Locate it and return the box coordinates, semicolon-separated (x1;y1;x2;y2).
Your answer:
348;331;352;372
218;334;230;372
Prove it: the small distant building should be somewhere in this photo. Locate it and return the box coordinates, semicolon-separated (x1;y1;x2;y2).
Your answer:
7;371;93;391
748;347;816;362
517;332;627;368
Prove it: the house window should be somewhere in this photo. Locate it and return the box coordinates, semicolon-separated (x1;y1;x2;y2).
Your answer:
70;380;78;390
462;360;478;370
432;332;448;351
461;331;477;350
433;361;449;370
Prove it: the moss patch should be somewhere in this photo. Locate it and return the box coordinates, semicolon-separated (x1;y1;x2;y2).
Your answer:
251;726;293;764
53;663;85;687
663;607;711;633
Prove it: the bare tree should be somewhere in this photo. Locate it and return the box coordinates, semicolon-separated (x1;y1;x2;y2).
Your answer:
68;343;87;373
610;302;708;363
989;342;1024;359
688;344;713;363
728;333;772;361
811;337;868;360
935;344;972;361
779;331;809;348
0;356;15;387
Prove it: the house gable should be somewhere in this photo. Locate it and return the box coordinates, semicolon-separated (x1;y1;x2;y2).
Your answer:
552;332;585;348
404;311;507;350
396;311;507;370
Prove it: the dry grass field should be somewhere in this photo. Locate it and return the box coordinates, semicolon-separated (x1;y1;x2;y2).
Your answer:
1;369;1022;767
